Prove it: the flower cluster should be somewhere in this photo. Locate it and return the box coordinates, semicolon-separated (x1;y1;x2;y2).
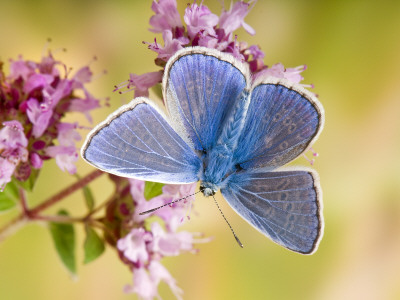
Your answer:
112;179;209;299
114;0;312;98
0;51;100;190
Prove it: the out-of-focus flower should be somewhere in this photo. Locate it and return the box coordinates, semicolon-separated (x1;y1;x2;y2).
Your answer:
0;121;29;190
0;50;100;189
184;2;219;39
116;0;313;99
115;179;209;298
150;0;183;33
45;145;78;174
117;228;152;267
218;0;256;38
253;63;312;89
115;71;163;98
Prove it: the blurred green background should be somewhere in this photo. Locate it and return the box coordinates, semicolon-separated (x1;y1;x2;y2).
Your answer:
1;0;400;299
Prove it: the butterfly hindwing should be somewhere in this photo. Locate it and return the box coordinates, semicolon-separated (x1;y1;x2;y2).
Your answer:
221;168;323;254
164;47;250;151
234;78;324;170
81;98;201;184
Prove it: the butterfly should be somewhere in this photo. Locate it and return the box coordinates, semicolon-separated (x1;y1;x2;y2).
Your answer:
81;47;325;254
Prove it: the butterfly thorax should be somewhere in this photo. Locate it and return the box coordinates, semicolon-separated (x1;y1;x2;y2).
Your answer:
200;91;251;197
200;144;234;196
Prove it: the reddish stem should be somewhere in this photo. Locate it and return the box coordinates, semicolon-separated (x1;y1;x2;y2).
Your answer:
29;169;103;216
0;169;104;241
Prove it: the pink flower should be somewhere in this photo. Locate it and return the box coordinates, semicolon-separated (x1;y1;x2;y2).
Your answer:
114;70;163;98
124;267;157;299
244;44;265;72
1;48;101;189
117;179;209;298
284;65;307;84
30;152;43;169
0;121;29;165
245;44;265;60
150;222;194;256
219;1;256;38
117;228;152;266
0;157;16;191
156;183;197;231
0;121;29;190
45;145;78;174
68;91;100;123
254;63;306;84
43;122;81;174
72;66;93;89
26;98;53;138
129;179;166;223
146;30;189;62
148;261;183;300
0;121;28;149
23;73;54;94
184;2;219;39
57;123;81;147
123;262;183;300
194;31;219;48
149;0;183;33
8;57;35;81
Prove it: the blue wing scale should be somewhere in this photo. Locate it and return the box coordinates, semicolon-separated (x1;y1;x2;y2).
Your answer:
81;98;201;183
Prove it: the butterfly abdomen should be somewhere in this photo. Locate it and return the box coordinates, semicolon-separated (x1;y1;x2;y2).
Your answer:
217;90;250;150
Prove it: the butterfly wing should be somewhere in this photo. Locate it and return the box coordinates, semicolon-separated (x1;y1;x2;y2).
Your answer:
234;77;324;170
221;168;323;254
81;98;201;184
164;47;250;151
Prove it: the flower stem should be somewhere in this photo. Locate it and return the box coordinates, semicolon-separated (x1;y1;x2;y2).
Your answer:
19;188;29;215
29;169;103;216
0;169;104;242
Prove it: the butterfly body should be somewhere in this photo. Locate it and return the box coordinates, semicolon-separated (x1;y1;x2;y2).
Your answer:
82;47;325;254
200;89;250;193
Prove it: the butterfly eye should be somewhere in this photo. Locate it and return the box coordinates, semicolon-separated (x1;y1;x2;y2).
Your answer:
234;164;243;171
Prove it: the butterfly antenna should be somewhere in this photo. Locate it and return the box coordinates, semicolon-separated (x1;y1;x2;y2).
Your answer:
212;195;244;248
139;191;201;215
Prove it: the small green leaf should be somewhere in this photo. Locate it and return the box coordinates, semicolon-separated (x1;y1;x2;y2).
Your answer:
75;174;95;211
83;225;105;264
83;185;95;211
0;196;16;211
144;181;164;200
17;168;39;192
49;210;76;275
0;181;19;211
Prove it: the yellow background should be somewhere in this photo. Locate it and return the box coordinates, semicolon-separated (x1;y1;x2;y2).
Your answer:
1;0;400;299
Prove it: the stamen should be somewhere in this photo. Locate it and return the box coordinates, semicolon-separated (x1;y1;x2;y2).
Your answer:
303;147;319;165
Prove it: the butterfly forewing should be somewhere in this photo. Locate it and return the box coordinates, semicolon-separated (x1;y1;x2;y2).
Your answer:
234;79;324;170
222;168;323;254
81;98;201;184
164;48;250;151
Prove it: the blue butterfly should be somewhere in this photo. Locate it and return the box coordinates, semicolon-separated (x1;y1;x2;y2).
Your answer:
81;47;325;254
